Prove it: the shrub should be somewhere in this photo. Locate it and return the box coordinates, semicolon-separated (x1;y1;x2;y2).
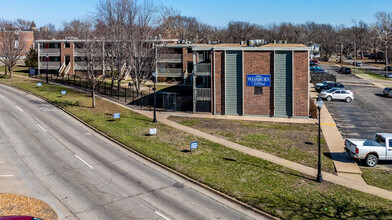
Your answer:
309;97;318;119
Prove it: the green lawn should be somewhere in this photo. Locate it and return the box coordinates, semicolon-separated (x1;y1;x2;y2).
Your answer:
362;168;392;192
2;75;392;219
355;68;392;81
169;117;335;173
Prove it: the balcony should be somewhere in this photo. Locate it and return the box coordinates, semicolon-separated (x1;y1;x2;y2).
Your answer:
196;88;211;101
39;61;61;70
158;54;182;63
157;68;183;78
74;48;85;55
40;48;60;56
195;63;211;75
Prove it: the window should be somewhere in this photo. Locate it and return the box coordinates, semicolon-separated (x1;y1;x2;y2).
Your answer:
187;47;192;53
254;87;263;95
65;43;70;48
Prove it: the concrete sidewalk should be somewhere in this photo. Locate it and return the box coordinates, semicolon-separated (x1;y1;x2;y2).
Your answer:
113;102;392;201
309;88;364;183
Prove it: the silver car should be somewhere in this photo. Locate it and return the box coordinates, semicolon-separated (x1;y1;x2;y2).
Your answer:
320;89;354;102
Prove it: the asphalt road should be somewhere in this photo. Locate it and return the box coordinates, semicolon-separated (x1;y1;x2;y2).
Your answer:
0;84;263;220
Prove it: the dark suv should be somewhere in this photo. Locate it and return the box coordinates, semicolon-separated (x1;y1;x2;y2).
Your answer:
316;82;345;93
339;67;351;74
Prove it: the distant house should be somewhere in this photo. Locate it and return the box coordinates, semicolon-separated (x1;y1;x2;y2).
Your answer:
0;30;34;58
308;42;320;59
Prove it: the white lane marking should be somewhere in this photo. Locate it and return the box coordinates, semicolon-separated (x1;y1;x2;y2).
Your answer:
155;211;171;220
75;155;93;169
37;124;47;132
0;175;14;177
15;106;23;112
0;94;3;98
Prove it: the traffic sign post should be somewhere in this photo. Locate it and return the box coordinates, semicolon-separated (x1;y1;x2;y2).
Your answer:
190;141;198;153
113;113;120;120
149;128;157;135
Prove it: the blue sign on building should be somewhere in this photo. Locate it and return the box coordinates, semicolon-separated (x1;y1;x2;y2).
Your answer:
113;113;120;119
246;75;271;87
190;141;198;150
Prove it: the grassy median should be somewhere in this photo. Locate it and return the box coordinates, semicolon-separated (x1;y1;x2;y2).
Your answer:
2;75;392;219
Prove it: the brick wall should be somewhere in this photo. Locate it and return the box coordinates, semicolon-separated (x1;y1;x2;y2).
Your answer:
243;51;274;115
213;51;225;114
182;47;193;76
60;42;74;75
293;51;309;117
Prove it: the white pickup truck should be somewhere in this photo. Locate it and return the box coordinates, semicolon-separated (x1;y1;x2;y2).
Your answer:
345;133;392;167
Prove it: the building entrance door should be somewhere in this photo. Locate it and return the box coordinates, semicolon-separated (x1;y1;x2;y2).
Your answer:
65;55;70;66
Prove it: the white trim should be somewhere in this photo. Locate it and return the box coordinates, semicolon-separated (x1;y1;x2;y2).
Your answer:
224;50;227;115
273;50;276;116
242;50;244;115
193;46;309;51
292;50;294;117
213;48;216;115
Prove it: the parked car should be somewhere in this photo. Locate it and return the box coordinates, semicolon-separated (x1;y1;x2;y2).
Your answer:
383;87;392;97
345;133;392;167
384;66;392;71
310;60;319;64
311;69;328;74
310;65;322;71
339;67;352;74
353;62;362;67
315;81;337;92
322;82;345;92
347;55;352;59
320;89;353;102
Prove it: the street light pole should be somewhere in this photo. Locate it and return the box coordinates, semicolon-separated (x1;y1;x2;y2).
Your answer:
46;54;49;83
353;42;356;75
152;71;157;123
316;96;324;183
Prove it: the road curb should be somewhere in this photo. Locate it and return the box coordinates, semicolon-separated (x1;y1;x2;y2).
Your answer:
1;80;278;220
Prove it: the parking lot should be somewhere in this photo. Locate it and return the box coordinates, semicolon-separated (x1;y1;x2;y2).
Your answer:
320;64;392;167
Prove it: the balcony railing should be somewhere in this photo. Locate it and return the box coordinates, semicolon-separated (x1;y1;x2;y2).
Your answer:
195;63;211;75
196;88;211;101
39;61;61;69
74;48;85;55
157;68;183;78
158;54;182;63
40;48;60;55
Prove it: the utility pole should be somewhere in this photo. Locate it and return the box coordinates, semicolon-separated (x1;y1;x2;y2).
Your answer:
385;42;389;77
340;43;343;68
353;42;356;75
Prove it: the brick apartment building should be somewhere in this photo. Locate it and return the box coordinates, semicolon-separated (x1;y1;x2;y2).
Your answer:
36;38;309;118
0;31;34;57
187;43;310;118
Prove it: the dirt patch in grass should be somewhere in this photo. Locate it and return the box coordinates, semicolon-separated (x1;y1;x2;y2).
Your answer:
0;193;57;219
169;117;335;173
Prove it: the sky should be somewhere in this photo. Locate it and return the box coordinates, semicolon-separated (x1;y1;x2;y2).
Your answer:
1;0;392;29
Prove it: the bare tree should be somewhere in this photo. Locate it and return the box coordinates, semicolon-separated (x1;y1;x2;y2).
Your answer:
126;0;161;97
0;20;26;77
374;11;392;76
34;23;57;40
225;21;256;43
76;19;105;107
